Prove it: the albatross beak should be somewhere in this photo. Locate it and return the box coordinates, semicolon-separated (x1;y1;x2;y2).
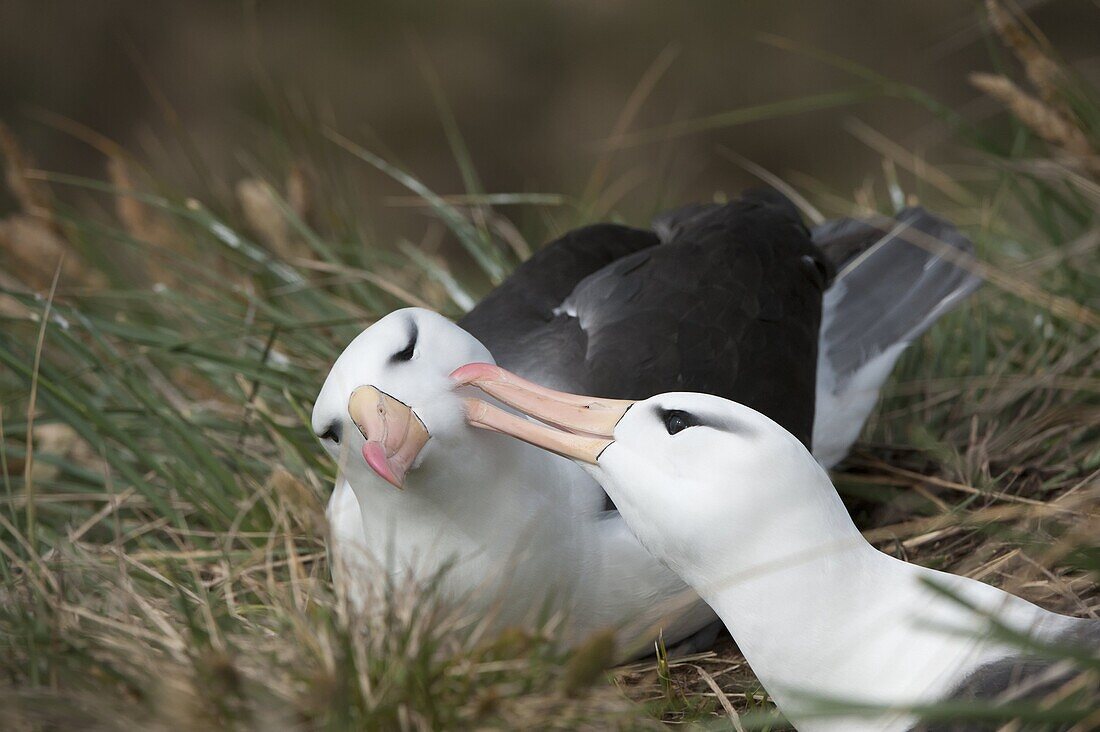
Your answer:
348;385;430;489
451;363;631;464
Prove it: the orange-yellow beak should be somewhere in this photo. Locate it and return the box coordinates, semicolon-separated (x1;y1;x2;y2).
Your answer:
348;385;430;489
451;363;632;464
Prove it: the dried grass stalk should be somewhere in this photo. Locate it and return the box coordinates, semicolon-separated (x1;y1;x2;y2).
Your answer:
985;0;1065;108
107;157;170;246
970;72;1095;162
236;178;293;258
107;156;189;284
266;466;327;536
286;163;311;220
0;120;54;221
0;125;106;289
0;292;32;319
26;423;80;483
0;214;102;290
0;219;104;291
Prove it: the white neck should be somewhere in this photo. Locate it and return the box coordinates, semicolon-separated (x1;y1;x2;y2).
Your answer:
334;432;711;649
340;431;605;622
356;431;594;548
683;476;1059;731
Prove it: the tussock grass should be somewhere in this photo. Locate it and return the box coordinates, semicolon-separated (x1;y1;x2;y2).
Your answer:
1;2;1098;728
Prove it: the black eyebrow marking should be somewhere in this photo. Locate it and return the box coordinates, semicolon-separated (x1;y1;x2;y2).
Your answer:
391;321;418;363
654;406;757;438
715;417;757;439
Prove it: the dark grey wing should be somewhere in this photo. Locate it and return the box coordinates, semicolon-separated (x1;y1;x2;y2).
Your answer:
813;207;982;387
458;223;659;375
523;189;830;448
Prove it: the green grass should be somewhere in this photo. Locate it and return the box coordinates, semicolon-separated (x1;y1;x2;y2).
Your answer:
1;5;1098;729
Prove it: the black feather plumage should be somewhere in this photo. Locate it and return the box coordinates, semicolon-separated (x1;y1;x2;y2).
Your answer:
460;189;829;449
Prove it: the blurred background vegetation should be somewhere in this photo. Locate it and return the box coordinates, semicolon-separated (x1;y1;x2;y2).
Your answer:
2;1;1096;227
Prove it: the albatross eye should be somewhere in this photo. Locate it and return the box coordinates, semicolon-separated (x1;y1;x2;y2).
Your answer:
662;409;697;436
319;422;341;445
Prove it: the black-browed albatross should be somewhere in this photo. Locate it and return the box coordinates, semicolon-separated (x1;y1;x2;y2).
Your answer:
311;190;980;650
458;371;1099;731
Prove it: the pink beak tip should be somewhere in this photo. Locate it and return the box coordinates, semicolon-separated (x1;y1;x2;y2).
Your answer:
449;362;501;385
362;441;403;489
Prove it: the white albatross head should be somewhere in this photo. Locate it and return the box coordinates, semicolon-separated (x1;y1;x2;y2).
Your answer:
454;363;841;588
312;308;493;490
